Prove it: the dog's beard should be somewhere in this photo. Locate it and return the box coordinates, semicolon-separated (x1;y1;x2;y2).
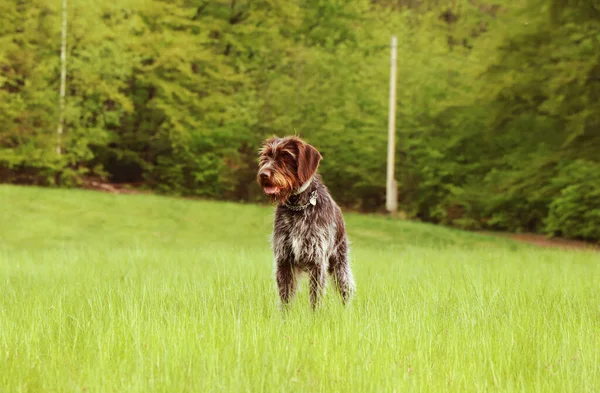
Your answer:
268;189;292;204
260;171;297;204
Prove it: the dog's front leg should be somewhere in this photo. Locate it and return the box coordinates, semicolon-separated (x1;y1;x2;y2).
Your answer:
275;256;297;308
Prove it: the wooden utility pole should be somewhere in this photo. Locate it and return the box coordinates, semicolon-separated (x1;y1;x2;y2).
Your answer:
386;36;398;216
57;0;67;155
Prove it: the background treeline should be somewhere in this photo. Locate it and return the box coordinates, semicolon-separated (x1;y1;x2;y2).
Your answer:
1;0;599;242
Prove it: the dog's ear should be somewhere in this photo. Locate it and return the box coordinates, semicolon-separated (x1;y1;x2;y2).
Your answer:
297;141;322;184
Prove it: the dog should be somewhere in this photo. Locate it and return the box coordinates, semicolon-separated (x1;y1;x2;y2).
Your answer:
257;136;355;309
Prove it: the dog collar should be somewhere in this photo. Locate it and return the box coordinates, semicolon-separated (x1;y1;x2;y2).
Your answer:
292;176;314;195
284;191;318;211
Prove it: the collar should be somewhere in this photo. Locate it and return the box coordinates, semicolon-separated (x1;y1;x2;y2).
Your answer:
284;190;318;211
292;176;314;195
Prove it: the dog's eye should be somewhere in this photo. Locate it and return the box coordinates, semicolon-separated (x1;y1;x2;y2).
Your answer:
281;152;295;161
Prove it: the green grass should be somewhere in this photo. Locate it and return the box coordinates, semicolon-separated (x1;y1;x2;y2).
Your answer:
1;185;599;392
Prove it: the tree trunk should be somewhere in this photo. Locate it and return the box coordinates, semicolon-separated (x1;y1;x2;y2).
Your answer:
57;0;67;155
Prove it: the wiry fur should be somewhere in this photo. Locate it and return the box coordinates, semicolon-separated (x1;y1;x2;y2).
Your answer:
258;136;355;309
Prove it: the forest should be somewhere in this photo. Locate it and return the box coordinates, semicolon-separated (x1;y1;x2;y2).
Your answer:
1;0;599;242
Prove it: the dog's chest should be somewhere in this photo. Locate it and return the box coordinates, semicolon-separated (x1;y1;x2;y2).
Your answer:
274;209;335;266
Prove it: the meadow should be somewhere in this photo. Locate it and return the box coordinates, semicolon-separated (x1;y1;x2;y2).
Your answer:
1;185;598;392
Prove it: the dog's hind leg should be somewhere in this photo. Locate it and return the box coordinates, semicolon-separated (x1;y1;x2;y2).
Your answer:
309;261;327;309
328;240;355;305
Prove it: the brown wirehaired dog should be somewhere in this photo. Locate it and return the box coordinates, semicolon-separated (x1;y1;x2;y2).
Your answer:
258;136;355;309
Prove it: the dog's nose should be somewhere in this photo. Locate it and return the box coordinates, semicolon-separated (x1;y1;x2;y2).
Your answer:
260;171;271;180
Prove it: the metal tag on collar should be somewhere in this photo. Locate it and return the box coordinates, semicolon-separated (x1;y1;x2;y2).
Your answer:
309;191;317;206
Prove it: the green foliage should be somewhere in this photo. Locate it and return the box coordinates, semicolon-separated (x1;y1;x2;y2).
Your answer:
1;0;599;241
545;160;600;241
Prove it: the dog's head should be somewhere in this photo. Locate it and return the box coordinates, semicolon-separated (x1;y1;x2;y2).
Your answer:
257;136;322;202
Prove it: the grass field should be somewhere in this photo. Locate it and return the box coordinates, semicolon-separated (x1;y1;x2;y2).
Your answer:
1;185;599;392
